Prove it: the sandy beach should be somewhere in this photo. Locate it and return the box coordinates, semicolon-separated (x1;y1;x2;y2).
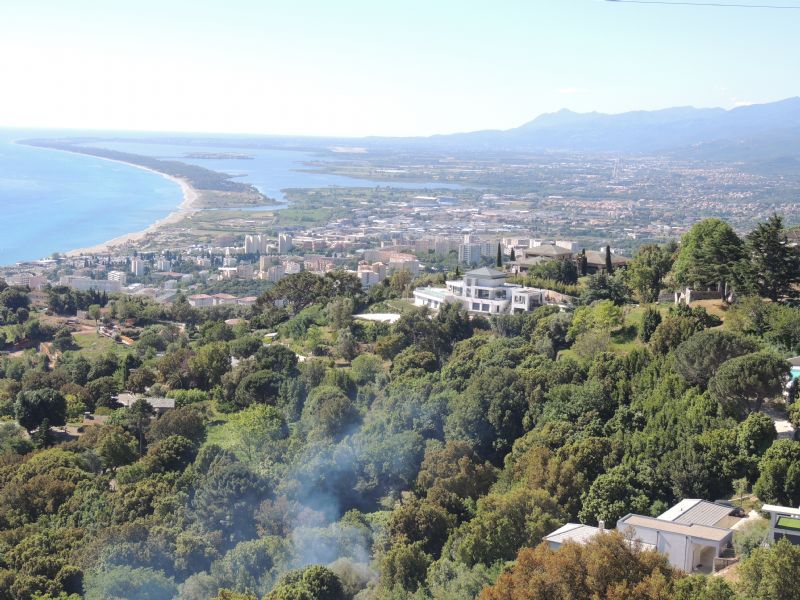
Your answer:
10;141;204;258
63;162;201;257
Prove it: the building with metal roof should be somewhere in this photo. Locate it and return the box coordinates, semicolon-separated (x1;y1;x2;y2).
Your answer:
657;499;737;529
543;523;602;550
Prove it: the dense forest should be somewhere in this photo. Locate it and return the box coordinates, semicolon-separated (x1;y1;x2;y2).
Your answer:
0;216;800;599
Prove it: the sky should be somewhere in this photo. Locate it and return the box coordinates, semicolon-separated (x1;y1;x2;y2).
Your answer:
0;0;798;137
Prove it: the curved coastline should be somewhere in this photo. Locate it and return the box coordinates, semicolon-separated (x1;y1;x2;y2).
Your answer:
14;141;201;257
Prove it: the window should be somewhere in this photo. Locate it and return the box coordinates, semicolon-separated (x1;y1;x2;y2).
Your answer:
482;304;489;311
472;302;479;310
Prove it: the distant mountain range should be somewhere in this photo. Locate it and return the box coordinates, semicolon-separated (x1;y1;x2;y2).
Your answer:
44;98;800;166
415;97;800;160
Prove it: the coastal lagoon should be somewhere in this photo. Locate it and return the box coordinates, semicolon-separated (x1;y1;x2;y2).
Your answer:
82;140;464;202
0;130;463;265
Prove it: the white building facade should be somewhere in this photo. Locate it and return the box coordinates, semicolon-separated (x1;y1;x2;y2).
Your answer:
413;267;549;315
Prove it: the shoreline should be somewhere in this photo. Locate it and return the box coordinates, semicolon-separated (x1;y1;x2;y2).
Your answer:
64;167;199;257
15;141;202;256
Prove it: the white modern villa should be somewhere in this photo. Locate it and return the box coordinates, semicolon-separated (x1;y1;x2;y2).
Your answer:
762;504;800;545
544;499;741;574
413;267;564;315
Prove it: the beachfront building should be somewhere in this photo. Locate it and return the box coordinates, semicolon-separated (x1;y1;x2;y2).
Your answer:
413;267;553;315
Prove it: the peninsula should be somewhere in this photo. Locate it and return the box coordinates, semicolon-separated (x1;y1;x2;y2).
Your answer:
17;139;278;255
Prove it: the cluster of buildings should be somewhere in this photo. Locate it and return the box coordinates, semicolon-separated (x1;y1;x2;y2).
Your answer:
508;240;630;275
3;184;631;313
546;499;743;574
545;499;800;575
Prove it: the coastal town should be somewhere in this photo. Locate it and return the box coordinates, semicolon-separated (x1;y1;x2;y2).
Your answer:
0;206;629;315
5;143;799;316
6;0;800;597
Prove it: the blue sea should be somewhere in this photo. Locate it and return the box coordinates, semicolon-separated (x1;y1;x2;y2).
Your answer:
0;129;182;265
0;129;462;265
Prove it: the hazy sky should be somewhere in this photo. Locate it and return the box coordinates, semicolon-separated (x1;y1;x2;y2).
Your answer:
1;0;798;137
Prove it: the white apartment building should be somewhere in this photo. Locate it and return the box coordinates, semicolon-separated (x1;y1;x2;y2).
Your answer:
284;261;303;275
413;267;548;315
355;262;388;289
278;234;293;254
6;274;48;290
59;276;121;293
458;240;499;265
130;257;146;277
414;237;459;256
387;259;419;277
155;258;172;271
458;243;483;265
107;270;127;285
244;234;269;254
261;265;285;283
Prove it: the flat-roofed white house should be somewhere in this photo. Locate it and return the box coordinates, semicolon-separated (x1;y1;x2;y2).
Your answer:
544;499;739;574
617;513;733;574
114;393;176;415
762;504;800;545
413;267;549;315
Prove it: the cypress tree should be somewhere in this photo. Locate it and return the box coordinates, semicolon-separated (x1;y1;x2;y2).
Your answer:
605;245;614;274
510;247;516;261
496;243;503;268
577;249;587;276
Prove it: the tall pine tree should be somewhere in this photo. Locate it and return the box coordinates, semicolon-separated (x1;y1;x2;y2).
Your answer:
744;214;800;301
496;243;503;268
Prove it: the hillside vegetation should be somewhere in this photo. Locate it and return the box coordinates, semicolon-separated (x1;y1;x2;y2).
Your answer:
0;215;799;599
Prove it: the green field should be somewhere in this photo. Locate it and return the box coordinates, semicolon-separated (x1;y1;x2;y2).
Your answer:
71;331;130;357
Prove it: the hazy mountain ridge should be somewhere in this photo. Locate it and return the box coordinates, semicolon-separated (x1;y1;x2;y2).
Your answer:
36;98;800;163
422;97;800;156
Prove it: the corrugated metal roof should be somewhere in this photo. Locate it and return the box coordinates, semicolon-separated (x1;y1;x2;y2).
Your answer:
658;499;701;522
672;502;734;527
658;500;733;527
543;523;600;545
